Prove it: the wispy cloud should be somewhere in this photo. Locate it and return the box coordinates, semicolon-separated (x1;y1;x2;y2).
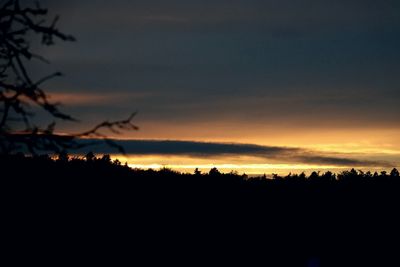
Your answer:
47;92;151;106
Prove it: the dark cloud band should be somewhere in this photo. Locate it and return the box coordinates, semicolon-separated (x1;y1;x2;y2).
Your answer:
78;139;390;167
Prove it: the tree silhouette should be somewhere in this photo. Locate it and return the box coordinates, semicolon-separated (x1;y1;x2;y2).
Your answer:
209;167;221;176
194;168;202;176
0;0;137;155
390;168;399;177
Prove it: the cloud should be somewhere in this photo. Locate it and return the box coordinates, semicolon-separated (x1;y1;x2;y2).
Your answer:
78;139;391;167
46;92;152;106
22;0;400;149
43;0;400;35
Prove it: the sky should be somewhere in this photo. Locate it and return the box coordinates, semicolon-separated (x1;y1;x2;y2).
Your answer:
25;0;400;174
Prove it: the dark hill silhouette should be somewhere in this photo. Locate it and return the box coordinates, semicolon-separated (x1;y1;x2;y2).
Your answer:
2;153;400;266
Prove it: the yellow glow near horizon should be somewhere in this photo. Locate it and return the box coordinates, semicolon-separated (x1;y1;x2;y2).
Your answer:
127;162;345;175
124;121;400;145
61;124;400;176
110;154;397;176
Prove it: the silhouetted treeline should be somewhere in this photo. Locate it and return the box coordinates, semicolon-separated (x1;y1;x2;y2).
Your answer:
2;153;399;183
2;153;400;267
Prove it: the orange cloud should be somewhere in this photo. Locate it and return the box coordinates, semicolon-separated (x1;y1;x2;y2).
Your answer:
46;92;149;106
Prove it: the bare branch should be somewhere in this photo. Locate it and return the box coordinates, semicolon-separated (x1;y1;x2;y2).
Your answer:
1;0;137;155
77;112;139;138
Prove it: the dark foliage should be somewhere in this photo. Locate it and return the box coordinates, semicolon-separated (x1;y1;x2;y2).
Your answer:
2;153;400;266
4;152;398;182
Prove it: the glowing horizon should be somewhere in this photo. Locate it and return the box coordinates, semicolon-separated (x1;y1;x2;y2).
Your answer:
109;147;399;176
124;161;392;176
30;0;399;174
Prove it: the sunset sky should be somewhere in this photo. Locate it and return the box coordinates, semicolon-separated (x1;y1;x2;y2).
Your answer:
29;0;400;174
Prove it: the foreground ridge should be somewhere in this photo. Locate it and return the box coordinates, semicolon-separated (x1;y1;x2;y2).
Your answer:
2;153;400;266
